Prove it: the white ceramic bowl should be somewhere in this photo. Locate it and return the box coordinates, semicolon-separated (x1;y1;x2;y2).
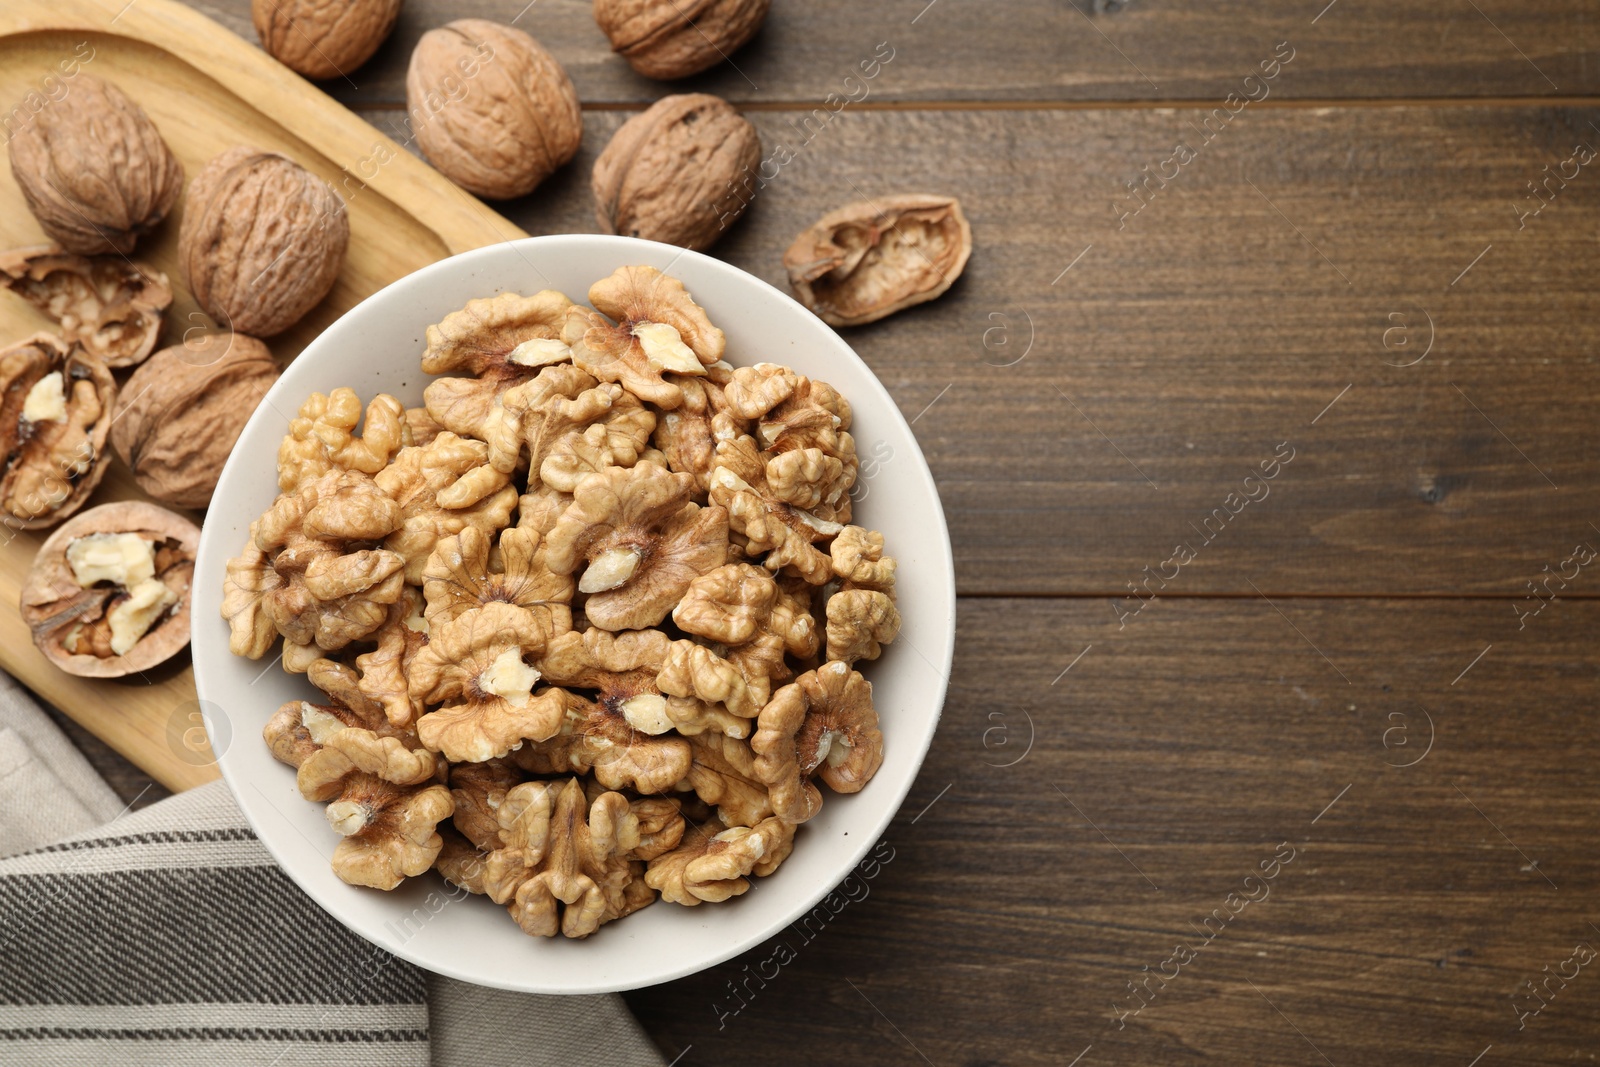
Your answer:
191;235;955;994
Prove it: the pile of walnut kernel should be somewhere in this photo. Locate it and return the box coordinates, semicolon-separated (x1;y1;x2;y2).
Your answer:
222;265;903;939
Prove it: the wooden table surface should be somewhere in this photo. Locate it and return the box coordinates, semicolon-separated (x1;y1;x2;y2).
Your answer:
94;1;1600;1063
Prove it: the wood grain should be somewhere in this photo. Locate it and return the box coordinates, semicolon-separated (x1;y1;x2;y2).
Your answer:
357;102;1600;599
191;0;1600;105
8;5;1600;1065
625;596;1600;1066
0;0;525;790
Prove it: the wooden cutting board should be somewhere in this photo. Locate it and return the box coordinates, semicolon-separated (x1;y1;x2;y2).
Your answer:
0;0;526;791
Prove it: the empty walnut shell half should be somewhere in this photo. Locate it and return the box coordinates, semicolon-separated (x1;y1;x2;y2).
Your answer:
0;333;117;530
0;245;171;368
178;146;350;338
406;19;582;201
783;194;972;327
111;333;281;508
6;75;184;255
592;94;761;252
594;0;771;81
21;501;200;677
253;0;403;81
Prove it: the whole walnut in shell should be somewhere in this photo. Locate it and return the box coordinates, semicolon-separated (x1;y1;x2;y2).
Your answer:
594;0;771;80
253;0;403;80
406;19;582;201
0;246;171;368
21;501;199;678
179;146;349;337
593;94;761;251
7;75;183;255
0;333;116;529
110;333;280;508
784;194;972;327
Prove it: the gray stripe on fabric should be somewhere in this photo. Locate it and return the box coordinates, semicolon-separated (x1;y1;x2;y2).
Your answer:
0;1002;427;1032
0;834;272;877
0;1035;429;1067
0;865;424;1007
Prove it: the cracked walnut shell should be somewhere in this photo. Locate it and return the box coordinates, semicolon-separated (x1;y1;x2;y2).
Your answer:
253;0;402;80
7;75;183;255
594;0;771;80
21;501;199;678
784;194;972;327
593;94;761;251
0;332;116;530
407;19;582;201
0;246;170;368
179;146;349;337
111;333;280;508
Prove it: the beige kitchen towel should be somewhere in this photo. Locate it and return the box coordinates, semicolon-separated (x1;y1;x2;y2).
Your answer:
0;672;122;857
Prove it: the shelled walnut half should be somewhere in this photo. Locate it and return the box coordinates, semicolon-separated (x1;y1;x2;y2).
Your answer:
0;246;171;368
21;501;199;677
0;333;116;529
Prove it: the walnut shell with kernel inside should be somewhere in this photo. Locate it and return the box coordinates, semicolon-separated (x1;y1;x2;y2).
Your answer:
592;93;761;252
594;0;771;80
179;146;350;337
252;0;403;81
111;333;281;509
6;75;183;255
406;19;582;201
21;501;200;678
0;333;116;530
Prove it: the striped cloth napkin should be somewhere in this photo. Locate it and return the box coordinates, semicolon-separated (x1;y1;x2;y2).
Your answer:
0;674;665;1067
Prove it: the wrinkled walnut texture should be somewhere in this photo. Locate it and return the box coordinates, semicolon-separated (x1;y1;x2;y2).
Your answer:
179;146;349;337
6;75;183;255
111;334;280;508
253;0;402;80
231;264;908;938
594;0;771;80
406;20;582;200
592;94;761;251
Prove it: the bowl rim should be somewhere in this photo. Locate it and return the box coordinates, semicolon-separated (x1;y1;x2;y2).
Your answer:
193;233;956;993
